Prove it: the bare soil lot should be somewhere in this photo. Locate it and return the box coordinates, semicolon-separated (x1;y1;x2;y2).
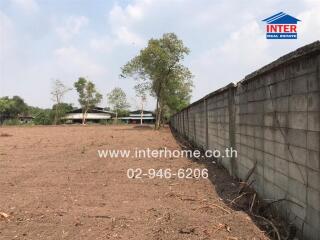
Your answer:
0;125;269;239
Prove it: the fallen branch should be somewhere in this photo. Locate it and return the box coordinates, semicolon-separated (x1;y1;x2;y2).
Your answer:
210;203;232;214
253;214;281;240
229;192;249;205
250;193;256;212
239;160;257;194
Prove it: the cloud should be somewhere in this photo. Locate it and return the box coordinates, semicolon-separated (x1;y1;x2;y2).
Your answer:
55;16;89;42
10;0;39;14
298;0;320;43
53;46;107;79
90;36;114;53
190;20;272;100
0;11;15;54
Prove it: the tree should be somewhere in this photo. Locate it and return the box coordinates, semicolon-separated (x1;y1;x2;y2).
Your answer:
134;83;148;125
121;33;193;129
51;103;73;124
0;96;28;123
74;77;102;124
51;80;71;125
107;87;130;123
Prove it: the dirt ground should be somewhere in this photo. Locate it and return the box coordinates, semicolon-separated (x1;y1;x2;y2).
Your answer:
0;125;270;240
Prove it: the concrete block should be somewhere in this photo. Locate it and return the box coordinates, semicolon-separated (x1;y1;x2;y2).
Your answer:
307;187;320;211
254;126;264;138
264;99;274;113
276;112;288;128
289;112;308;130
287;57;317;78
303;223;320;240
274;129;286;144
273;185;286;200
255;149;264;163
238;164;249;180
264;166;274;183
264;152;274;168
275;157;289;175
264;113;274;127
276;80;290;97
308;93;320;111
289;162;307;184
251;113;264;126
287;129;307;148
247;136;254;147
275;142;289;160
276;96;289;112
254;137;264;151
256;163;264;177
289;94;308;112
264;140;274;154
264;127;274;141
307;72;320;92
308;112;320;131
289;145;307;165
291;75;308;94
247;146;254;159
288;178;307;205
246;126;255;136
307;131;320;151
306;207;320;232
263;180;275;199
253;174;264;196
254;87;266;101
307;150;320;171
274;170;289;190
308;168;320;191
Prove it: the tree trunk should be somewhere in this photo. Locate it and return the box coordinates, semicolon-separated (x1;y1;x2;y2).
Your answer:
140;101;144;125
115;111;118;124
155;98;159;129
155;99;162;130
82;110;87;125
54;106;58;125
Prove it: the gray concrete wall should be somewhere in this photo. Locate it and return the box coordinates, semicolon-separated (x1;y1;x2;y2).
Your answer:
171;41;320;240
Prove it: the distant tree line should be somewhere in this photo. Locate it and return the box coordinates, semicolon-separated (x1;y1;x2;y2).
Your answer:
0;95;73;125
1;33;192;128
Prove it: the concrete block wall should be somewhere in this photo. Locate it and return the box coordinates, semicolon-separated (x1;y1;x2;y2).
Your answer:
171;41;320;240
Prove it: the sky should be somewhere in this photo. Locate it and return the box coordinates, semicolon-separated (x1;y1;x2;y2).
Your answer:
0;0;319;110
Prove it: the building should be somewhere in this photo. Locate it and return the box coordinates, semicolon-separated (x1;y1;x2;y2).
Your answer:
64;107;114;123
119;110;155;124
18;115;34;124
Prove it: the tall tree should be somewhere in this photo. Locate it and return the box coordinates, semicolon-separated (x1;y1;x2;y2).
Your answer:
74;77;102;124
107;87;130;123
51;103;73;124
51;79;71;125
121;33;193;129
134;83;148;125
0;96;28;117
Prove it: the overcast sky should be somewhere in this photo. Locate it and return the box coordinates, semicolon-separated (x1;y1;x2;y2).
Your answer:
0;0;319;110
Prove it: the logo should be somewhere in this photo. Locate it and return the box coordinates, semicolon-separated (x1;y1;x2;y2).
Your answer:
262;12;300;39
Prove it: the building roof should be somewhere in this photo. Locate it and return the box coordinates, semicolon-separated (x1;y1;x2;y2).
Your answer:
130;110;154;115
262;12;300;24
119;116;155;120
67;107;114;115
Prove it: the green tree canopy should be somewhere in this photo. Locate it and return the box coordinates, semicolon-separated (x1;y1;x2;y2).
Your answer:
121;33;193;129
74;77;102;124
107;87;130;122
0;96;28;120
52;103;73;124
